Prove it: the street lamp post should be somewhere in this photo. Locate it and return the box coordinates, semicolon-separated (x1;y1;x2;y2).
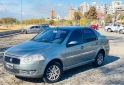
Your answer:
21;0;22;29
41;12;43;24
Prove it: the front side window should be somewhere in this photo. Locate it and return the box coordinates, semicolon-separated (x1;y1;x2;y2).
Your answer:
32;29;70;44
83;29;97;42
67;29;83;46
35;26;40;28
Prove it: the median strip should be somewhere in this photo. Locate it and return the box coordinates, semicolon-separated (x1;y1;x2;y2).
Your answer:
0;30;22;38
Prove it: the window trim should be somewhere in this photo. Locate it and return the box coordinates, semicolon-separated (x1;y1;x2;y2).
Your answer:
82;28;98;43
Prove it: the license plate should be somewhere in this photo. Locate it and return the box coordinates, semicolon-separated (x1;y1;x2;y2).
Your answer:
6;63;13;69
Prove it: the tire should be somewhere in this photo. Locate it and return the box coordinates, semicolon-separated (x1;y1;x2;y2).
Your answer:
43;62;62;83
119;30;123;34
23;30;27;34
93;51;104;67
107;28;112;32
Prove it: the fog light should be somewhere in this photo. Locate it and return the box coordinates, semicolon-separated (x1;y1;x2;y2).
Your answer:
21;70;36;74
29;70;36;74
21;70;29;74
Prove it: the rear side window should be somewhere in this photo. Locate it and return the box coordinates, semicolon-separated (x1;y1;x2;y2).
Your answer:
82;29;97;42
35;26;40;28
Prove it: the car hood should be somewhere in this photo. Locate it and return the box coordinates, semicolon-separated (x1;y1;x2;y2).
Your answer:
5;41;58;57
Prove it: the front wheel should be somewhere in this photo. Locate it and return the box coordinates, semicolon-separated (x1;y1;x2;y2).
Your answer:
43;62;62;83
93;51;104;67
119;30;123;34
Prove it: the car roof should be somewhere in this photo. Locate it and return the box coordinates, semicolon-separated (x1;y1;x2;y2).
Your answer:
50;26;89;30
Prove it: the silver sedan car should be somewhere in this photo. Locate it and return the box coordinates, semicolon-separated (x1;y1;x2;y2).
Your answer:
21;24;49;34
3;26;109;83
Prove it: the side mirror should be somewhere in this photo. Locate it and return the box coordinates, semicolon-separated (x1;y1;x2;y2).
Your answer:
68;41;78;46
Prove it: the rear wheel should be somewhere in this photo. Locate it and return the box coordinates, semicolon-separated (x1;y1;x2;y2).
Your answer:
93;51;104;67
43;62;62;83
107;28;112;32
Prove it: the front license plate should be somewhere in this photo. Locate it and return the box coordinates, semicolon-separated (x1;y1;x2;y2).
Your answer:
6;63;13;69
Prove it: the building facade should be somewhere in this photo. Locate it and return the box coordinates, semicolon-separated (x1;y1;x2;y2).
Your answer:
50;10;55;19
68;6;75;20
78;0;124;15
78;2;90;15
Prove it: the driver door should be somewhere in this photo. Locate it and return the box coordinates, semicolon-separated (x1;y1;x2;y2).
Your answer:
64;29;84;66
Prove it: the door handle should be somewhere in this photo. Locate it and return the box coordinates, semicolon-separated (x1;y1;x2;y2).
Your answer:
81;46;84;49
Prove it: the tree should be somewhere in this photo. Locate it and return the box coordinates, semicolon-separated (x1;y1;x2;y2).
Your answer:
105;14;112;23
68;20;72;25
0;17;18;26
84;7;97;20
49;20;55;25
80;17;86;26
118;14;124;24
74;12;82;21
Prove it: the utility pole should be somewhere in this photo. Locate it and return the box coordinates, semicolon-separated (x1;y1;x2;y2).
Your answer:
21;0;22;29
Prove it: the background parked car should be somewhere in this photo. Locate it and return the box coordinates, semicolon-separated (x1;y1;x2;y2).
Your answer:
104;24;120;32
116;25;124;34
90;25;98;30
39;24;49;30
21;24;49;34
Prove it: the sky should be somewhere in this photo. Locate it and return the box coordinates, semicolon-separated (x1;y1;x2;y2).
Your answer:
0;0;123;20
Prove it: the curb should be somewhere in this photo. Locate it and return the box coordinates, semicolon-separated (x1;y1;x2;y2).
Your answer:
0;30;22;38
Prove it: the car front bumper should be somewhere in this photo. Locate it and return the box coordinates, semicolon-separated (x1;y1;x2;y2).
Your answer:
3;60;45;78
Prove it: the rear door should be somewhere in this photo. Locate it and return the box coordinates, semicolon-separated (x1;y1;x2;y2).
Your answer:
81;28;99;61
34;26;41;33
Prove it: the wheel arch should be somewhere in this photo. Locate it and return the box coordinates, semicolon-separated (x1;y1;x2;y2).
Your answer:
43;58;63;76
96;47;105;57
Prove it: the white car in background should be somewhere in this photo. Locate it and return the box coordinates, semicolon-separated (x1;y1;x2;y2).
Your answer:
116;25;124;34
105;24;120;32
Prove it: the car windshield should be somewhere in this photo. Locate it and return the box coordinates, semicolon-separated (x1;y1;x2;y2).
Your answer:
32;29;70;44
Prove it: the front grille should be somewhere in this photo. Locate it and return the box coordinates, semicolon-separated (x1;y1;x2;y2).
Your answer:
5;56;20;64
5;66;19;74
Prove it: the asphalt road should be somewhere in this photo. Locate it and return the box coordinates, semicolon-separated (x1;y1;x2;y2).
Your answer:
0;29;124;85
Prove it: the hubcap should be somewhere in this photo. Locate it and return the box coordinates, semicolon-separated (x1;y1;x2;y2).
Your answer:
108;29;111;32
120;30;123;34
46;65;60;81
97;53;103;65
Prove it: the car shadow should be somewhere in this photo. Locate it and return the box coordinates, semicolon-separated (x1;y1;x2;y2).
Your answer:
15;55;119;83
108;36;124;43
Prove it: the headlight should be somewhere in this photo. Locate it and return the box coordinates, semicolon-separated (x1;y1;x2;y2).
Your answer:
23;55;44;63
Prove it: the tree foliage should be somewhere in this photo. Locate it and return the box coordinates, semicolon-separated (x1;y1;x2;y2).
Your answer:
105;14;112;23
74;12;82;21
0;17;18;24
118;14;124;20
49;20;55;25
80;17;86;26
84;7;97;20
22;18;45;25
